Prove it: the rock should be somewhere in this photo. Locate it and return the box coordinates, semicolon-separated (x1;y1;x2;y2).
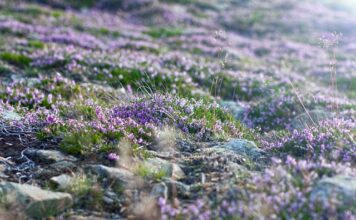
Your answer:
163;178;190;198
129;4;187;26
291;110;331;130
145;158;186;179
67;215;108;220
0;164;8;178
85;165;138;188
220;100;245;120
0;109;21;121
24;149;78;164
150;182;168;199
50;174;74;190
0;182;72;218
310;175;356;212
96;0;153;11
50;161;77;171
214;139;265;161
103;196;114;205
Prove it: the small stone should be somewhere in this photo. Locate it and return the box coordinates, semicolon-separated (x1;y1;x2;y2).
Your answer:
163;178;190;198
25;149;77;164
145;158;186;179
103;196;114;205
0;182;72;218
50;161;77;171
85;165;138;188
50;174;73;190
0;164;8;178
0;109;21;121
213;139;265;161
150;183;168;199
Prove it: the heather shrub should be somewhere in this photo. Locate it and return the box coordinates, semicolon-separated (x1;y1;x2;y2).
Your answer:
40;94;254;156
0;75;79;109
243;88;327;131
158;157;356;219
262;119;356;163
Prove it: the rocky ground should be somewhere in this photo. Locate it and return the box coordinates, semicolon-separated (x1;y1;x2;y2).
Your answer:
0;0;355;219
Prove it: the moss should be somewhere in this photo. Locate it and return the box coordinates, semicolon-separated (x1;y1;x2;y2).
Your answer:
28;40;45;49
0;52;32;68
51;11;63;18
88;27;120;38
145;27;183;38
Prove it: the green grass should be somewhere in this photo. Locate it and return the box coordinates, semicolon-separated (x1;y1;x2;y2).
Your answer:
145;27;183;38
337;77;356;99
60;129;106;155
136;164;169;181
28;40;45;49
0;52;32;67
88;27;120;38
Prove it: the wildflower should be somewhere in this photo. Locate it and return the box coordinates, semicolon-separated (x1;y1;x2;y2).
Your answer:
108;153;119;161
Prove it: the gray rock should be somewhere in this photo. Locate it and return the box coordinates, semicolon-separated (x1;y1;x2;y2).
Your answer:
67;215;108;220
103;196;114;205
220;100;245;120
163;178;190;198
50;161;77;171
0;110;21;121
0;164;8;178
24;149;78;164
50;174;74;190
96;0;153;11
214;139;265;161
150;182;168;199
291;110;331;130
86;165;137;188
0;182;72;218
311;175;356;212
145;158;186;179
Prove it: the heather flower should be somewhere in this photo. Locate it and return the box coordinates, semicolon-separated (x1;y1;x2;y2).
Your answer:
262;118;356;163
107;153;119;161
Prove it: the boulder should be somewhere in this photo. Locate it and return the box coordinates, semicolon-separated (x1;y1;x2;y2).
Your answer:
291;110;331;130
144;158;186;179
310;175;356;212
0;182;72;218
50;174;74;190
220;100;245;120
214;139;265;161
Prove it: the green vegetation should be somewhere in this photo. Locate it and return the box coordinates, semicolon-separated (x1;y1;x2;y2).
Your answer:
28;40;45;49
0;52;32;67
145;27;183;38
